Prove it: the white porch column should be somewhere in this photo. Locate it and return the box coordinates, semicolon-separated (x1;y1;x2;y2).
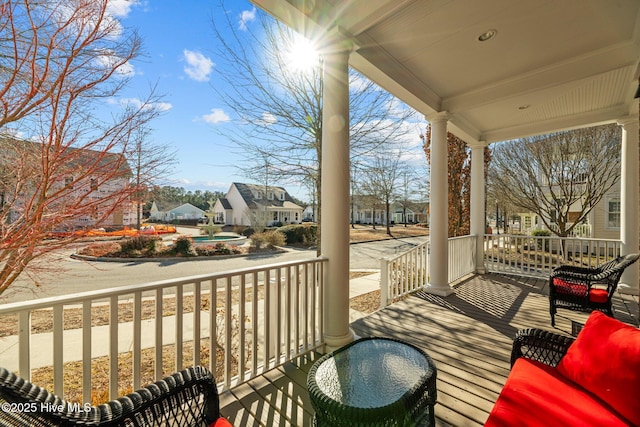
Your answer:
320;39;354;350
618;115;639;294
469;141;487;274
425;112;454;296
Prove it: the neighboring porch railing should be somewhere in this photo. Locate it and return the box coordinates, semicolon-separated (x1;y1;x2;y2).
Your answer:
484;234;621;277
0;257;326;403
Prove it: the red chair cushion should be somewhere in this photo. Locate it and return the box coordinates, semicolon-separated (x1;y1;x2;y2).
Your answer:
210;418;233;427
552;278;609;303
485;358;628;427
587;288;608;303
552;278;587;296
557;311;640;426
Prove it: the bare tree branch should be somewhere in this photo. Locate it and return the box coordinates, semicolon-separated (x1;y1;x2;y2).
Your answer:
488;124;621;237
0;0;165;297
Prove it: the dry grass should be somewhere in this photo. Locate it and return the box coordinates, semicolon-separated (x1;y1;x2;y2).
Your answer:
349;289;380;314
29;340;228;405
349;224;429;243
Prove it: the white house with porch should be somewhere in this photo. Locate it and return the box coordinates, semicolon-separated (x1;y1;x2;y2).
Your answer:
212;182;303;227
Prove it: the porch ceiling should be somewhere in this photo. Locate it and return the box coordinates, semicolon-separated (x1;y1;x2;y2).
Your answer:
250;0;640;143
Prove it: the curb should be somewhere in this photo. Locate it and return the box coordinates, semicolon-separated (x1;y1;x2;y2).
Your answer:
70;248;287;263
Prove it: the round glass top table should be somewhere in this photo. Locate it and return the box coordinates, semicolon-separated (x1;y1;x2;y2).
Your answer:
307;337;437;426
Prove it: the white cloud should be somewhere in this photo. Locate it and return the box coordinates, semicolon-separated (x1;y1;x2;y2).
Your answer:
182;50;214;82
107;0;139;18
239;7;256;31
114;97;173;112
95;50;136;77
259;112;277;125
202;108;231;124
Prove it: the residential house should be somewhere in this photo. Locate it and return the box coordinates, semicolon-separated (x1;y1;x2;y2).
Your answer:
392;202;429;225
0;138;137;229
516;181;621;239
302;204;316;222
148;202;205;222
212;182;303;226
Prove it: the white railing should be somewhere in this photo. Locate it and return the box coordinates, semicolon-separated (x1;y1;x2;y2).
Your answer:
380;235;477;306
380;233;622;306
484;234;621;277
448;235;477;283
380;241;428;307
0;257;326;403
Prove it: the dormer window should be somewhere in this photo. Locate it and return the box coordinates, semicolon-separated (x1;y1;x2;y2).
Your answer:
268;192;274;200
256;191;263;199
279;193;285;201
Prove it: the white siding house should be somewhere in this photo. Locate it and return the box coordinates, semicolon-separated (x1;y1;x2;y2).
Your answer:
212;183;303;227
148;202;205;222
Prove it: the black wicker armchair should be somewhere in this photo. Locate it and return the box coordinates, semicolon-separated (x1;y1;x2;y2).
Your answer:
510;328;575;368
0;365;231;427
548;253;639;326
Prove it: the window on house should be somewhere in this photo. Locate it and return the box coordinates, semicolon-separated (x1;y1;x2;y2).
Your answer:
256;191;263;199
607;197;620;228
279;193;285;201
273;212;278;220
65;176;74;189
268;192;274;200
295;212;299;221
524;216;532;229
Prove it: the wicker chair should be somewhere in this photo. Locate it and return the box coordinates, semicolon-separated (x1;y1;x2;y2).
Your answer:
510;328;575;368
548;253;640;326
0;365;232;427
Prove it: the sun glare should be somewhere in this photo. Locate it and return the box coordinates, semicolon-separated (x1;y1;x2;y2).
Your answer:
287;37;319;73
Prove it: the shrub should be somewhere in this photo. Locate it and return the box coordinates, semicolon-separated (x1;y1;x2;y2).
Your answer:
251;230;286;249
78;242;121;257
173;235;197;256
531;229;551;250
279;224;317;246
120;235;161;256
214;242;232;255
240;227;255;237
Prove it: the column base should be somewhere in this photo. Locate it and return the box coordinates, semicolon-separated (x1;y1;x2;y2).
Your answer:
617;283;639;296
323;329;355;353
423;284;455;297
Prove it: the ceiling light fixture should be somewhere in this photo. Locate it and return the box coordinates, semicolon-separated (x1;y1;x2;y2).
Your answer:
478;29;497;42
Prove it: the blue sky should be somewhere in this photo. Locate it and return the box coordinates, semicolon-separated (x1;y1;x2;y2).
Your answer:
107;0;426;202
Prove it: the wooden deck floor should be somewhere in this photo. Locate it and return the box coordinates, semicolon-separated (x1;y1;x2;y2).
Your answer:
219;273;639;426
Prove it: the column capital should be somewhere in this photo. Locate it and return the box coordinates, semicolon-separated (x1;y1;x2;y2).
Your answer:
617;115;639;129
318;26;355;56
467;140;488;150
425;111;450;124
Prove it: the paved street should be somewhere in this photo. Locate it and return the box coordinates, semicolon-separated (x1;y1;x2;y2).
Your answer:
2;235;428;304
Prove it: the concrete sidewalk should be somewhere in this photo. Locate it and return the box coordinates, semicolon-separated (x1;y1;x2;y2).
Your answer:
0;271;381;372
